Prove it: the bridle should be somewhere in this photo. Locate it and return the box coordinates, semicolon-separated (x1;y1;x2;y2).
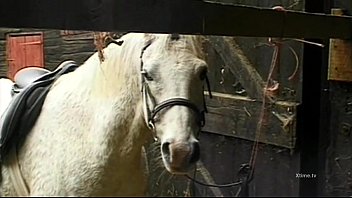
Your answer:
139;41;212;141
137;38;250;196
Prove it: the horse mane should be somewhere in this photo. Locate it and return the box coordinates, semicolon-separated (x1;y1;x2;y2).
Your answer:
81;33;205;98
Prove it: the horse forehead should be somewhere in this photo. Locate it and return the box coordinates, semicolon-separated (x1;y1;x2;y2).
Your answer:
153;58;201;75
147;47;203;65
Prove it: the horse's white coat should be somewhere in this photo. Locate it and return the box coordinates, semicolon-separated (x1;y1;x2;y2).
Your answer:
0;78;13;117
0;33;207;196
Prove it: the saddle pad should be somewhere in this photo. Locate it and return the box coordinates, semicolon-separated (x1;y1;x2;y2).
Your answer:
0;62;78;161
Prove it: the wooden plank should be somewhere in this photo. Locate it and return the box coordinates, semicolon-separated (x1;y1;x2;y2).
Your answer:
208;36;266;100
23;33;44;67
43;30;61;39
7;35;25;80
0;28;21;39
44;46;62;56
44;61;63;71
202;2;352;39
44;38;63;47
0;40;6;51
61;52;95;64
0;0;350;39
61;31;94;40
63;39;95;45
62;43;95;55
328;9;352;82
202;92;298;149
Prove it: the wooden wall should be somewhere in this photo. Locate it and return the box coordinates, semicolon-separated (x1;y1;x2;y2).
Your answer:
0;28;96;77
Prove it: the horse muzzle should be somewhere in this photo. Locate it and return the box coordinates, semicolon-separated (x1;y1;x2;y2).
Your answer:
161;140;200;174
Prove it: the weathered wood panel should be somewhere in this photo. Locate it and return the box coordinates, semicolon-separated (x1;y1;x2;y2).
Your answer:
62;43;96;55
208;36;266;100
205;39;248;97
43;30;61;39
203;92;298;149
0;39;6;76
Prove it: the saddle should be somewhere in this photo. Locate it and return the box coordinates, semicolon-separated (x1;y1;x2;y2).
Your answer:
0;61;78;161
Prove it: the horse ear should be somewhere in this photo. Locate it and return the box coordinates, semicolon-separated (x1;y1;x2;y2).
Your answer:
111;39;124;46
116;40;124;46
144;34;155;45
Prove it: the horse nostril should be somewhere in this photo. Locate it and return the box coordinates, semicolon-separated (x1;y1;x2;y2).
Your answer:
162;142;171;156
189;142;200;164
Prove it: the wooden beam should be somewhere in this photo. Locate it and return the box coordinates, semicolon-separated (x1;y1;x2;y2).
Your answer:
203;2;352;39
202;92;298;149
0;0;351;39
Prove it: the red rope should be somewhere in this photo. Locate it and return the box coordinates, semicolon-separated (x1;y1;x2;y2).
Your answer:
247;5;290;178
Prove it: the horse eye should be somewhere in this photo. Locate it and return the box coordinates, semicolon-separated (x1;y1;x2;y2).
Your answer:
143;72;153;81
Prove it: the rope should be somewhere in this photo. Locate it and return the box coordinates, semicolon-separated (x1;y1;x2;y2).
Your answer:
185;174;243;188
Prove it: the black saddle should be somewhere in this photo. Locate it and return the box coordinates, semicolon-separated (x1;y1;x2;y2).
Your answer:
0;60;78;161
12;66;50;95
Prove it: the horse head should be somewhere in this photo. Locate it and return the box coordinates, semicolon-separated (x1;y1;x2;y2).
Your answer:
139;34;209;174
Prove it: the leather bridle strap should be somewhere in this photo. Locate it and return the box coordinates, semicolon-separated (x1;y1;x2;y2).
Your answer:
149;98;205;128
139;41;152;92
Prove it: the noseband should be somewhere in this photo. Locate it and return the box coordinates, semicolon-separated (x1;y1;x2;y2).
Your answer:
139;41;211;141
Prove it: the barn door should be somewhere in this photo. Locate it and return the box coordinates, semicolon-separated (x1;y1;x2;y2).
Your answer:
6;32;44;80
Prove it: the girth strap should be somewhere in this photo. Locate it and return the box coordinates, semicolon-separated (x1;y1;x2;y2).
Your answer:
8;145;29;196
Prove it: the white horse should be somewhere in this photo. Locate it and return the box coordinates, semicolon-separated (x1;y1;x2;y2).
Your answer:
0;78;13;117
0;33;209;196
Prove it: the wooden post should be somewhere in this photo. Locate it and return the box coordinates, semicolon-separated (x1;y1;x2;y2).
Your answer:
328;9;352;81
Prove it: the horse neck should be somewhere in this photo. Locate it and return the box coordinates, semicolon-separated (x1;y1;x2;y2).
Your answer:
91;47;140;100
86;44;149;151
